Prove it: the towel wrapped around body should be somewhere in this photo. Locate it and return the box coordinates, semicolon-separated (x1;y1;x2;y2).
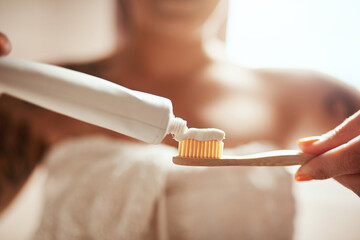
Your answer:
33;136;295;240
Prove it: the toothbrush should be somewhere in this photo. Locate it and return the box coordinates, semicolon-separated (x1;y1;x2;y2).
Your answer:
0;57;313;166
171;120;315;167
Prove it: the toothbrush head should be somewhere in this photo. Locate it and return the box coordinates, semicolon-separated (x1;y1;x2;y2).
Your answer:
177;139;224;159
172;127;225;165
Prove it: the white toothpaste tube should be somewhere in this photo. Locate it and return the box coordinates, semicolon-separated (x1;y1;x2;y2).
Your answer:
0;57;225;143
0;57;189;144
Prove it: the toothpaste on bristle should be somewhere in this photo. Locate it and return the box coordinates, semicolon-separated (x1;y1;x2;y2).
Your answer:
173;127;225;142
167;117;225;142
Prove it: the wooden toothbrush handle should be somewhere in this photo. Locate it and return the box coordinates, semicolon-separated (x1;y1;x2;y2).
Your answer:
173;150;315;167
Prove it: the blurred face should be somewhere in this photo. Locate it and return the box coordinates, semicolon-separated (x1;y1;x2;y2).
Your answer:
120;0;221;37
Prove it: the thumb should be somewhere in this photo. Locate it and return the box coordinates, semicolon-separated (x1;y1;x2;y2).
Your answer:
298;110;360;155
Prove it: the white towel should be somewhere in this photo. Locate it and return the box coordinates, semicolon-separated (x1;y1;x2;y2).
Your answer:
32;136;295;240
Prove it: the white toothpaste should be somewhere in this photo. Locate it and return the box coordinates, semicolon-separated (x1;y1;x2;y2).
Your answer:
172;126;225;142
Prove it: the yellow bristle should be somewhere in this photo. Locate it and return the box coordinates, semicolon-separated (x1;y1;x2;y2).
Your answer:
177;139;223;159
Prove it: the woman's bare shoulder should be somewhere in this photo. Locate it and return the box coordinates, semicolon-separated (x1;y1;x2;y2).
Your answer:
255;68;340;87
256;68;360;116
258;69;360;109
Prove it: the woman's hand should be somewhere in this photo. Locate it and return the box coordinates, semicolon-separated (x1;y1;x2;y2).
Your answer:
296;110;360;197
0;32;11;56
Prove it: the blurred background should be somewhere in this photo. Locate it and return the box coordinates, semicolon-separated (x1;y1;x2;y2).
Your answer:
0;0;359;239
227;0;360;90
0;0;118;63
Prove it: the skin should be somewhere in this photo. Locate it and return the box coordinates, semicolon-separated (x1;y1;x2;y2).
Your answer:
296;110;360;197
0;33;11;56
0;0;359;211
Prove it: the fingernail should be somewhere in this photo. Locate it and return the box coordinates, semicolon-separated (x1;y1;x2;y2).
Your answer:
298;136;321;145
294;173;313;182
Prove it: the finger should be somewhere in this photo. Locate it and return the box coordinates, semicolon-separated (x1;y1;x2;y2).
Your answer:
298;110;360;155
334;173;360;197
0;32;11;56
295;135;360;180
